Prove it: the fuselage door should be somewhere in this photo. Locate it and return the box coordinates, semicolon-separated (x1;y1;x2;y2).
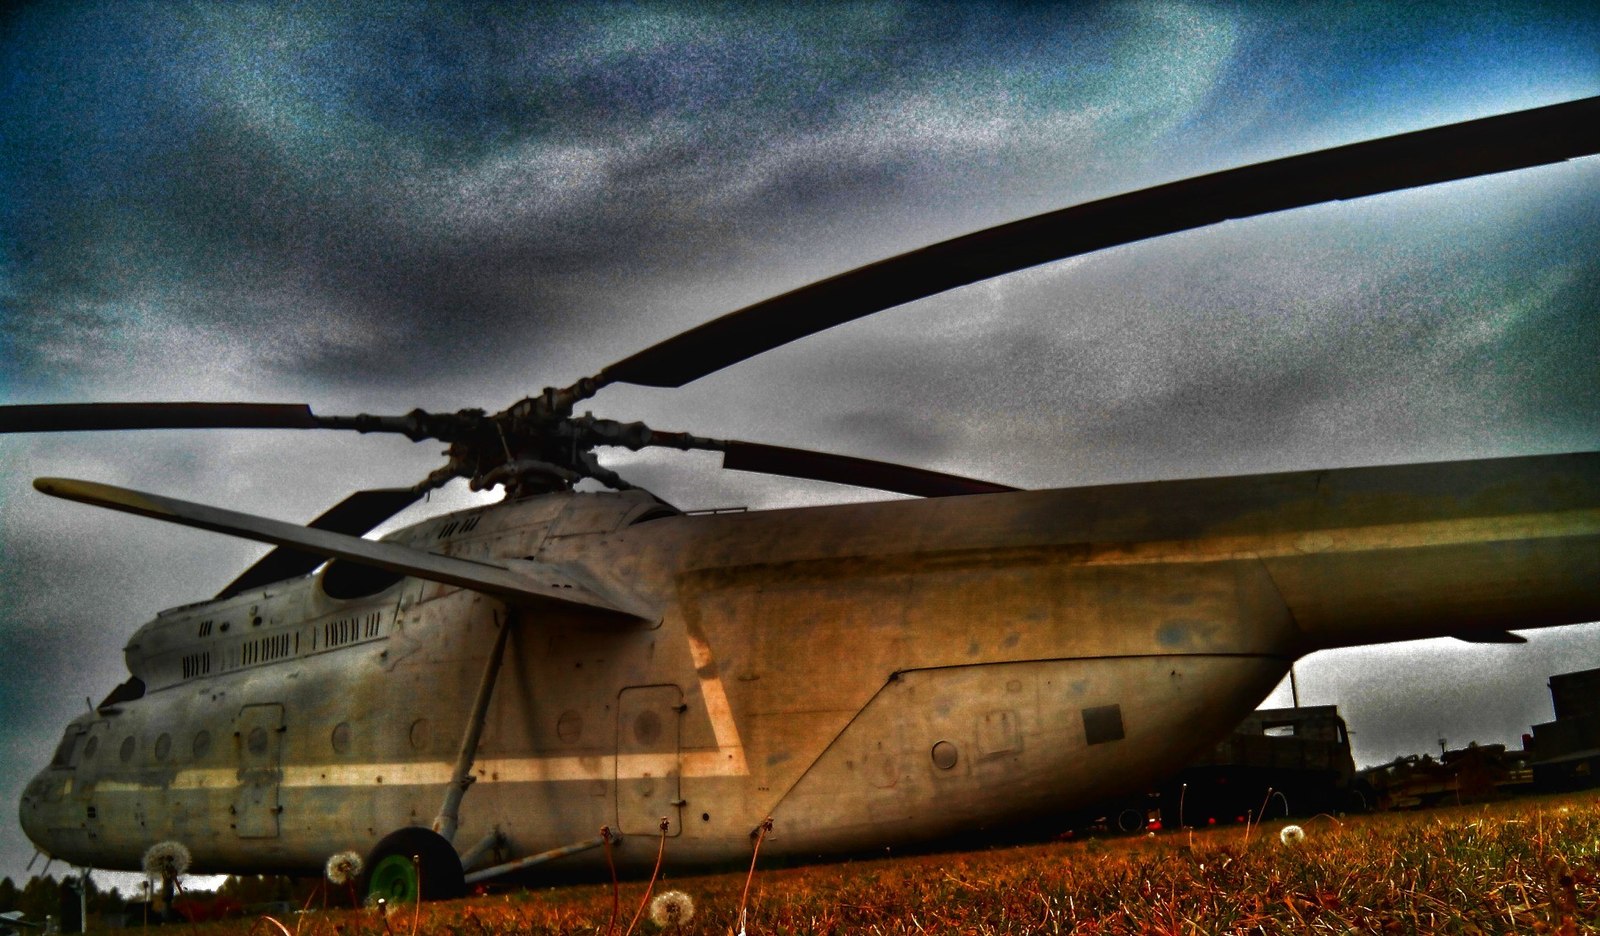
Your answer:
233;704;284;839
616;685;682;837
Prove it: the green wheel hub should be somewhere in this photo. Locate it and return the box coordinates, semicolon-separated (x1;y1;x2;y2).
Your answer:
360;827;465;903
368;854;419;904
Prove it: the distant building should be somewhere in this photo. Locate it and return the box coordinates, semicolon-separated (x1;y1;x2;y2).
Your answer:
1358;741;1534;810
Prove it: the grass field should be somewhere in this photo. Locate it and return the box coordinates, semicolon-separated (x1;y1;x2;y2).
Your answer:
204;792;1597;935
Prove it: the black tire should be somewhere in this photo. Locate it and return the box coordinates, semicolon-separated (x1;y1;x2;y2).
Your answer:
361;827;466;903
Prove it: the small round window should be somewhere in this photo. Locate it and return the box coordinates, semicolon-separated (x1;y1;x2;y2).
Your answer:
119;736;136;763
331;722;353;755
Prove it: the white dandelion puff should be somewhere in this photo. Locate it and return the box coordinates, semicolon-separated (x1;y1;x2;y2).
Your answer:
142;841;192;881
648;890;694;928
326;851;364;885
1279;824;1306;845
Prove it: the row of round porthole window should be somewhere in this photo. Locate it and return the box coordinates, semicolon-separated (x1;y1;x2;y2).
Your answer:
331;720;433;754
81;732;197;764
81;719;437;765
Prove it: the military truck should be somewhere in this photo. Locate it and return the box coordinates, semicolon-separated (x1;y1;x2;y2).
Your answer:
1156;705;1362;826
1530;666;1600;790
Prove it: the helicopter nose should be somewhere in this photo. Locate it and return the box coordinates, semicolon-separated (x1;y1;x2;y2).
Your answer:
18;767;67;855
18;774;47;846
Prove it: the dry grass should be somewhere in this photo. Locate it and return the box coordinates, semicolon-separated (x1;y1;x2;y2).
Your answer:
194;793;1598;935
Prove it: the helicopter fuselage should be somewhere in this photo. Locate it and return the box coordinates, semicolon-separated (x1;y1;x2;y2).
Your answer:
19;451;1600;877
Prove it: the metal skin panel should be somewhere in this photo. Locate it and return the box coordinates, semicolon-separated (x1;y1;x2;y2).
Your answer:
18;452;1600;876
616;686;684;837
232;705;284;839
768;656;1289;856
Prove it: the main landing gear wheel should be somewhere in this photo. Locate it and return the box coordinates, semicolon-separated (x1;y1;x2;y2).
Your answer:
362;828;465;903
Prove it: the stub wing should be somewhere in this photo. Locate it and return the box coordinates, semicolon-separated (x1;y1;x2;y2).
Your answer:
33;477;655;623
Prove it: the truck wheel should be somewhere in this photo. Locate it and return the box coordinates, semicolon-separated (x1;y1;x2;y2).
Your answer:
362;828;465;903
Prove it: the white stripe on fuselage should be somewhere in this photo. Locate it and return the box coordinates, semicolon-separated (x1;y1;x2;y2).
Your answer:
1082;508;1600;565
90;748;746;795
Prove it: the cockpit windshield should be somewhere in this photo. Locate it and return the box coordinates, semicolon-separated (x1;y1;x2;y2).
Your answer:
49;727;85;768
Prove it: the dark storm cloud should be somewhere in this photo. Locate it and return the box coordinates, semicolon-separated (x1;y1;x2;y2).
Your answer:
3;2;1253;394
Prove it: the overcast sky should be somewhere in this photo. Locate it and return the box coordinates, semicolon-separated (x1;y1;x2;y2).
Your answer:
2;2;1598;887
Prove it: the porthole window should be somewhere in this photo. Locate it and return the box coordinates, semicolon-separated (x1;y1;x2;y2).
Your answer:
83;736;99;760
633;710;662;746
193;730;211;759
409;719;430;752
931;740;958;770
154;733;172;762
331;722;353;755
247;726;268;756
557;710;583;744
119;736;136;763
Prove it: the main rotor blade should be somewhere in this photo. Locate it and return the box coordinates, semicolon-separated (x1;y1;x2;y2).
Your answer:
0;402;467;442
596;96;1600;389
721;441;1017;498
214;487;426;599
0;402;321;433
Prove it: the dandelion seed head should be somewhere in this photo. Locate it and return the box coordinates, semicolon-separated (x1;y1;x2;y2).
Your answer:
326;850;364;884
142;841;191;880
648;890;694;928
1279;824;1306;845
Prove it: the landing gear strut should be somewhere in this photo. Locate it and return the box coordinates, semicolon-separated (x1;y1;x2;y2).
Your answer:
363;615;510;904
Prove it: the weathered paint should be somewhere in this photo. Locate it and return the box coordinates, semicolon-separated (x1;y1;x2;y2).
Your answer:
18;451;1600;875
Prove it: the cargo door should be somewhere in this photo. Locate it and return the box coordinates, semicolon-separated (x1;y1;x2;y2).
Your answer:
233;704;284;838
616;685;682;836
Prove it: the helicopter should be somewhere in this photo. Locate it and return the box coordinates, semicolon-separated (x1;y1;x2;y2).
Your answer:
11;95;1600;902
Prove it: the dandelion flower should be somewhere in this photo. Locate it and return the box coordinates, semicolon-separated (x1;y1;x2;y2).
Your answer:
326;851;364;884
142;841;192;881
648;890;694;928
1279;824;1306;846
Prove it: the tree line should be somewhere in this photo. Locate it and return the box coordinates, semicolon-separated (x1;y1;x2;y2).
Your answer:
0;873;323;927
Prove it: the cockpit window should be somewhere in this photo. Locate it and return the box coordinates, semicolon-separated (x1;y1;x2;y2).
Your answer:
50;728;86;768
